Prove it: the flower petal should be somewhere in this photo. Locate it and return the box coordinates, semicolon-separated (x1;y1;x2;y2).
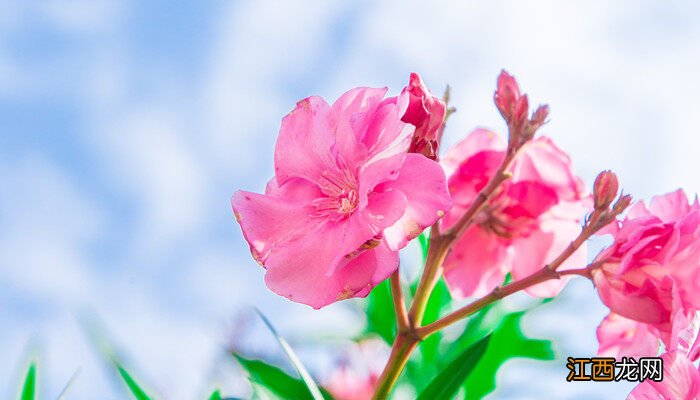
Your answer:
264;229;398;308
597;313;660;358
332;87;388;165
512;216;584;298
232;180;321;264
510;137;585;201
443;226;512;298
628;351;700;400
274;96;338;185
441;129;505;176
378;153;452;250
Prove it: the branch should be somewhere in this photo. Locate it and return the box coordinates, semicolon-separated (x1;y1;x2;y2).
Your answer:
389;270;409;333
415;210;617;339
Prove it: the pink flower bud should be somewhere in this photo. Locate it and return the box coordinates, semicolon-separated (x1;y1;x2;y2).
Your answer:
593;170;619;210
530;104;549;128
613;194;632;213
402;73;447;160
494;70;521;121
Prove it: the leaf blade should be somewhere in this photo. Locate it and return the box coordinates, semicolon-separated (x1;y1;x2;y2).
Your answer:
233;354;332;400
416;335;491;400
19;361;37;400
255;309;325;400
115;361;153;400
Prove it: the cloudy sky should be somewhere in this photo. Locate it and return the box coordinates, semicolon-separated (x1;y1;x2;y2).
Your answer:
1;1;699;399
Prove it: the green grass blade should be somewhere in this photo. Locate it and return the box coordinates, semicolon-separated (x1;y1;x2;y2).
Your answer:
19;361;37;400
232;353;333;400
416;335;491;400
114;361;153;400
254;309;324;400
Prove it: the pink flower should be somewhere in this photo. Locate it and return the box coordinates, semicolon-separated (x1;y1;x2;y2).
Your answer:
593;190;700;331
628;351;700;400
440;129;588;298
325;340;386;400
597;313;660;358
326;366;378;400
627;311;700;399
402;73;447;160
232;79;452;308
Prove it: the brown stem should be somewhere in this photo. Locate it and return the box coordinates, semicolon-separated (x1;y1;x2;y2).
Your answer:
407;225;450;326
443;148;517;241
370;333;419;400
390;270;409;332
416;215;612;339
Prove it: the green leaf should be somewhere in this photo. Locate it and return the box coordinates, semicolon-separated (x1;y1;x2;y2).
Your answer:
79;315;155;400
115;361;153;400
19;361;36;400
233;354;333;400
416;335;491;400
463;311;555;400
255;310;325;400
362;279;396;344
207;389;222;400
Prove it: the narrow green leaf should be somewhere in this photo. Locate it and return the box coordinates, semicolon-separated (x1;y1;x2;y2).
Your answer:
233;354;333;400
416;335;491;400
80;315;155;400
115;362;153;400
255;309;324;400
19;361;36;400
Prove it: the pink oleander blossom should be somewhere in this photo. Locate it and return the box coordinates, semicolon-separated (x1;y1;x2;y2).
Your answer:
325;340;385;400
232;76;451;308
440;129;588;298
593;190;700;332
597;313;660;358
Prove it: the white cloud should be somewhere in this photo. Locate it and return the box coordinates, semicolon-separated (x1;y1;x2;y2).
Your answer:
3;0;700;398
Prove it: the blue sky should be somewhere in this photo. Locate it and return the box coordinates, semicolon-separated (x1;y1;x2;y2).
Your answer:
1;1;700;398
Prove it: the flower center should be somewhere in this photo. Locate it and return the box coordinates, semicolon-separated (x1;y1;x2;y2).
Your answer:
311;169;360;219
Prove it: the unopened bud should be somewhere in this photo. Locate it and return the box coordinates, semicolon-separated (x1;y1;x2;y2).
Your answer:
494;70;521;121
402;72;446;160
613;194;633;214
530;104;549;129
593;170;619;210
522;104;550;140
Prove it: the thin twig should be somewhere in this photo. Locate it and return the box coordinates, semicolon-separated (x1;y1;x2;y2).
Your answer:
389;270;409;333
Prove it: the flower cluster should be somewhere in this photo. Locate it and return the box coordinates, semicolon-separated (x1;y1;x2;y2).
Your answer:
232;70;700;399
594;190;700;398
